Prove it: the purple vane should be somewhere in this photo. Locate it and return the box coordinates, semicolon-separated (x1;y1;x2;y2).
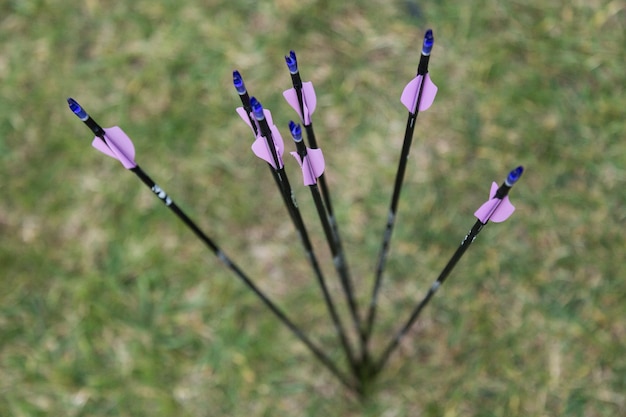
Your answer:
283;81;317;124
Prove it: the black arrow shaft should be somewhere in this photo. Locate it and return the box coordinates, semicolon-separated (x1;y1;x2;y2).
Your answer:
374;220;484;373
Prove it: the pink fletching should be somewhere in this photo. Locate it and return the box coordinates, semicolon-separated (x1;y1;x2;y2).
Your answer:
302;81;317;118
236;107;274;135
250;124;285;169
400;73;438;113
91;126;137;169
270;125;285;157
236;107;253;131
474;182;516;223
283;81;317;125
283;89;302;120
290;148;325;186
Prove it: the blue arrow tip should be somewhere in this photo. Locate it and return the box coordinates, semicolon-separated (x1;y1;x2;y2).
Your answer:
289;121;302;142
422;29;434;55
67;97;88;120
233;70;246;95
285;50;298;74
506;166;524;186
250;97;265;121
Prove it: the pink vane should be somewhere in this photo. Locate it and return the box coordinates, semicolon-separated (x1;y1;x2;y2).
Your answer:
400;73;438;113
474;182;516;223
91;126;137;169
290;148;325;186
283;81;317;125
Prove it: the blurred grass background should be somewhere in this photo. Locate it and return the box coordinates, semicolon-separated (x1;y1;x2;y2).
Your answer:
1;0;625;415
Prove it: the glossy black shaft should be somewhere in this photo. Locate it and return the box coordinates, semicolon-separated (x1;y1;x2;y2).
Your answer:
374;219;483;373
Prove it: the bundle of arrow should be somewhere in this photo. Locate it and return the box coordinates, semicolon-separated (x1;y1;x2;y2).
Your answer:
67;29;523;396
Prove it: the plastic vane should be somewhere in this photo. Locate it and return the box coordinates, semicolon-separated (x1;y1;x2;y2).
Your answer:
68;98;137;169
474;166;523;223
247;98;285;169
400;74;438;113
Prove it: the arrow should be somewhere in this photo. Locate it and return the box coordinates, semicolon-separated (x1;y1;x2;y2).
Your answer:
67;97;356;391
283;51;361;353
364;29;438;346
374;166;524;374
233;70;259;137
289;121;366;370
400;73;438;113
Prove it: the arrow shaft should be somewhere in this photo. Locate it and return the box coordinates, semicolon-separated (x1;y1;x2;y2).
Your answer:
304;122;350;284
293;135;364;360
290;71;305;113
288;73;361;353
239;93;259;137
374;220;484;373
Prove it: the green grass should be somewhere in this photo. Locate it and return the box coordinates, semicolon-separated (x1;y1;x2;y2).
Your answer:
1;0;625;415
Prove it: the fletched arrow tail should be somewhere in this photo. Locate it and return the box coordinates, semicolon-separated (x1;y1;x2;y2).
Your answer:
400;73;438;113
290;148;325;186
474;182;516;223
251;125;285;169
283;81;317;125
91;126;137;169
236;106;285;169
